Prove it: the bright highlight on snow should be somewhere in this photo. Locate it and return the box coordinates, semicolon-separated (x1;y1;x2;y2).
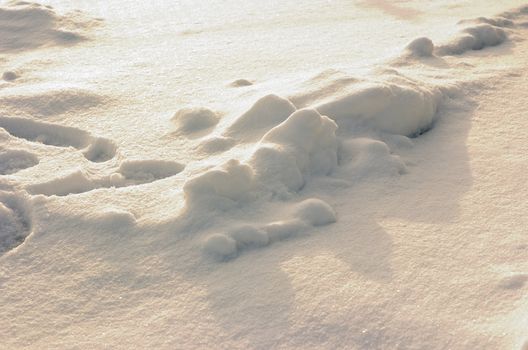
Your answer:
1;1;528;349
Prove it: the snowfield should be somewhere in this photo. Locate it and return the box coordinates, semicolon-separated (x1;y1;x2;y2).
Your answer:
1;1;528;349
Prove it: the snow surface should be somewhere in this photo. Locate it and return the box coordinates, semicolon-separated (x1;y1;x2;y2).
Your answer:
1;0;528;349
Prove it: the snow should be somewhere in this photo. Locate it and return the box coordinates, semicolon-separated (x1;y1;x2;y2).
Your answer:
1;0;528;349
0;148;39;175
183;159;255;209
2;70;17;81
317;81;439;137
294;198;337;227
203;233;238;259
405;37;435;57
437;23;508;55
0;190;31;254
225;94;297;142
0;2;90;52
171;107;220;134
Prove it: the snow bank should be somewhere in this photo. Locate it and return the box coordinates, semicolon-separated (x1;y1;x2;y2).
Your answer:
0;191;32;255
436;24;507;56
225;94;297;142
171;107;220;134
317;82;438;137
0;2;94;52
0;149;39;175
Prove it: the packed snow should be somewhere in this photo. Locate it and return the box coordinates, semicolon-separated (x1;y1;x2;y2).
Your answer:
1;0;528;349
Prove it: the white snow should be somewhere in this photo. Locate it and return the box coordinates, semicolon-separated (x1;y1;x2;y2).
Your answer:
316;81;439;137
294;198;337;227
0;2;91;52
225;94;297;142
171;107;220;134
437;23;508;55
1;0;528;349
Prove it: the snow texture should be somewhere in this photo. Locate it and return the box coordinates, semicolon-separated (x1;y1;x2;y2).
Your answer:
171;107;220;134
317;82;439;137
437;24;508;55
2;2;528;349
405;37;435;57
0;116;116;162
225;94;297;142
0;149;39;175
0;191;32;255
294;198;337;226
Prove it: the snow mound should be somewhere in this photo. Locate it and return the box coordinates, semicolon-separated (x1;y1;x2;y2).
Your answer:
405;37;435;57
252;108;339;193
436;24;507;55
0;89;104;117
83;208;137;230
185;108;338;211
339;138;407;179
2;71;17;81
317;82;438;137
263;219;308;242
294;198;337;226
0;191;32;255
203;218;313;260
0;2;94;52
225;94;297;142
228;225;270;249
203;234;237;260
171;107;220;134
183;159;255;209
0;116;117;162
118;159;184;182
459;16;514;28
198;136;236;154
0;149;39;175
230;79;253;87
